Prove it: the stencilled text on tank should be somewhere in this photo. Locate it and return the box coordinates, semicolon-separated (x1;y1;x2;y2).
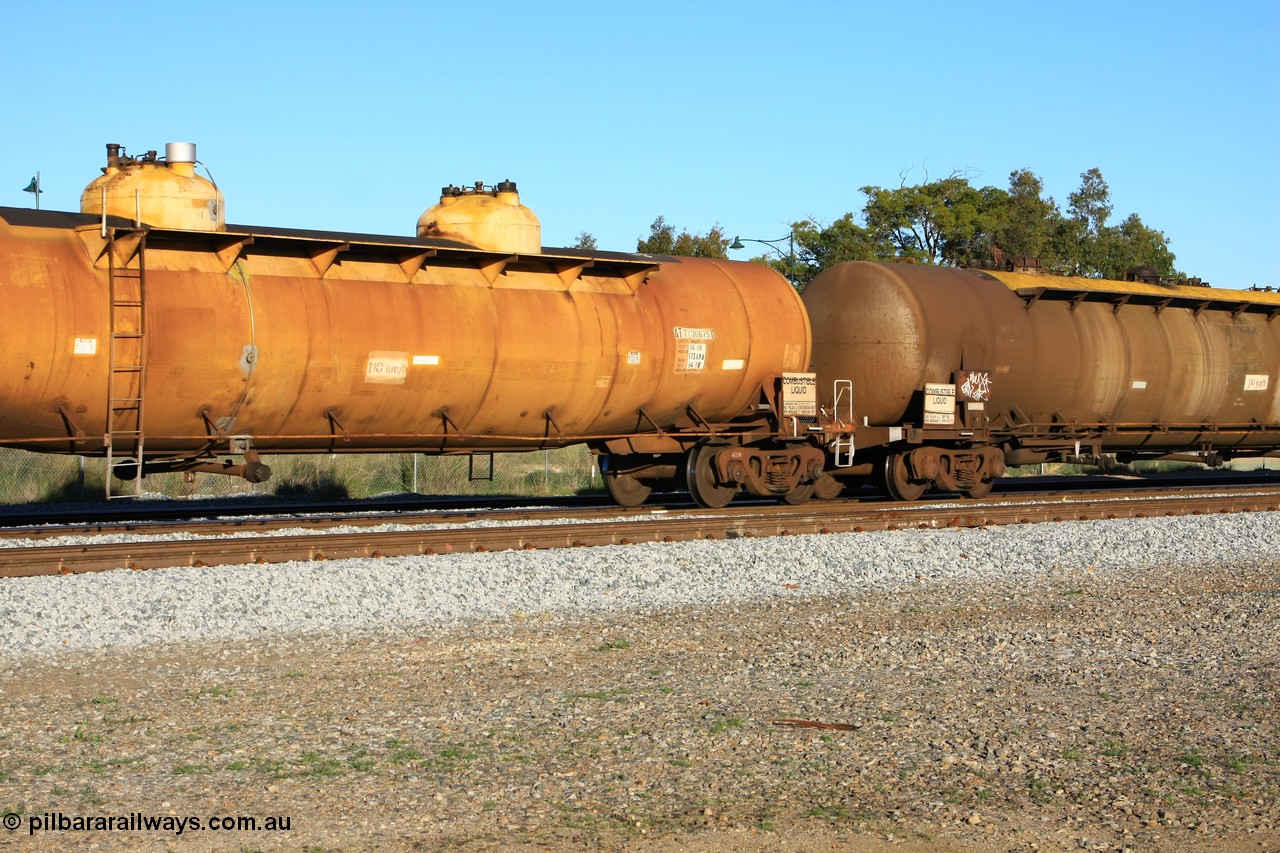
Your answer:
365;351;409;385
674;328;713;373
676;342;708;372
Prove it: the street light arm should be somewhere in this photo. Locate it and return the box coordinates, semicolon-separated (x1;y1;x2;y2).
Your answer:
730;234;791;253
728;231;798;288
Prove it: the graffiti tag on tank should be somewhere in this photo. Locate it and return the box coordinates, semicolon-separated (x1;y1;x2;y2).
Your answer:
957;370;992;402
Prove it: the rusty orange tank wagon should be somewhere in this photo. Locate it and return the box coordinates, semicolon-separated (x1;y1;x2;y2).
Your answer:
0;142;817;504
803;261;1280;499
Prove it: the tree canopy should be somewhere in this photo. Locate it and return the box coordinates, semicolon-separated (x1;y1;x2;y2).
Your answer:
639;167;1180;289
636;216;730;258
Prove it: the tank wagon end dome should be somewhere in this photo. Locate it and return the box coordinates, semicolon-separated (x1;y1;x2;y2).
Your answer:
80;141;225;232
417;180;541;254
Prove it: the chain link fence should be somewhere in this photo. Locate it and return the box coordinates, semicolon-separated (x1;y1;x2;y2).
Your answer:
0;446;603;504
4;446;1271;505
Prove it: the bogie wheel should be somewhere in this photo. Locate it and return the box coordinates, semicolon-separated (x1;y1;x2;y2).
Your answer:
599;457;653;507
813;473;844;501
684;443;738;509
881;452;928;501
780;483;814;505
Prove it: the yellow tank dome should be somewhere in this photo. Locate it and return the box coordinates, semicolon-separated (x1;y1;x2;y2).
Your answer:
417;180;541;254
81;142;224;231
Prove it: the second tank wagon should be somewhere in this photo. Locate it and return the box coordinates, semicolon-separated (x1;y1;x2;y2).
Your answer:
803;260;1280;498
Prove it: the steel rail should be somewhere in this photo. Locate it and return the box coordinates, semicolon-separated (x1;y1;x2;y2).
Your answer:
2;486;1278;577
4;471;1278;541
0;503;626;542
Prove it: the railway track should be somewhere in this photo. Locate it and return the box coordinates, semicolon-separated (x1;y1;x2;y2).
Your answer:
2;483;1278;577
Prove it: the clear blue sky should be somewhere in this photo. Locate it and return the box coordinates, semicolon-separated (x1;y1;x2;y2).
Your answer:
4;0;1277;288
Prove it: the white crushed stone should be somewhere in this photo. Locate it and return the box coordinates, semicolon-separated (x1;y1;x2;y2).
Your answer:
1;512;1276;655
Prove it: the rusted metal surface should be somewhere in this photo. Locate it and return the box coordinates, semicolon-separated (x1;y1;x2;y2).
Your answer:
4;485;1278;576
0;208;810;459
804;261;1280;451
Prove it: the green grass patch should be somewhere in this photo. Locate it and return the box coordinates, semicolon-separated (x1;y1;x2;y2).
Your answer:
565;688;630;702
388;748;425;765
807;803;849;821
1177;749;1206;768
297;752;344;778
70;721;101;744
1102;739;1129;758
710;717;745;734
173;763;211;775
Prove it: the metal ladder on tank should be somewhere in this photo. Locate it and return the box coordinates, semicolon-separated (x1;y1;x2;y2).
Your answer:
104;228;148;498
830;379;855;468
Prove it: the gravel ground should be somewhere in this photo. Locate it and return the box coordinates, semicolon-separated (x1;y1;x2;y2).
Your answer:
1;513;1277;654
0;515;1277;851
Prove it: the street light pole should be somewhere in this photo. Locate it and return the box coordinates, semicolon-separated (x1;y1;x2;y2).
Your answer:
729;230;797;287
22;172;42;210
